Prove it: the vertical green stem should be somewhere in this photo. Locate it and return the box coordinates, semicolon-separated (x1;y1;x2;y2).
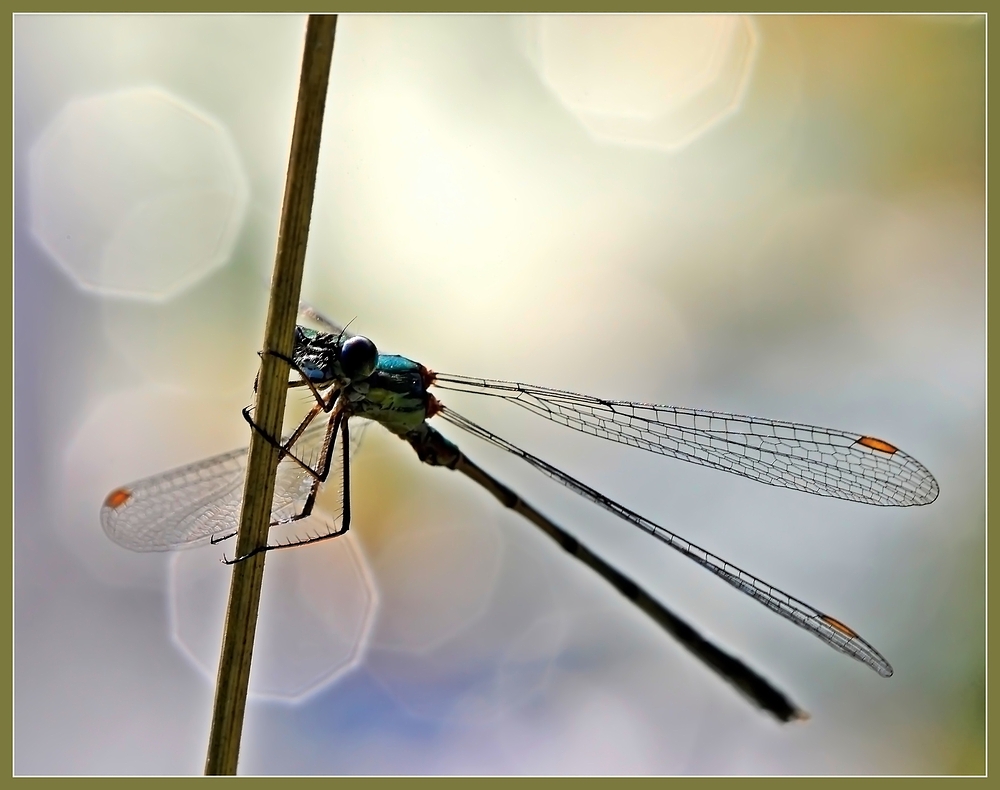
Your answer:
204;14;337;776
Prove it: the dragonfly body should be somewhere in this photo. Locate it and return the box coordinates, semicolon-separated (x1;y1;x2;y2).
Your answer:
293;325;436;438
352;356;438;439
290;325;464;469
102;312;939;720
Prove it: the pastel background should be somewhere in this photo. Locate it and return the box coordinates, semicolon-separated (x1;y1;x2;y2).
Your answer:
14;15;984;775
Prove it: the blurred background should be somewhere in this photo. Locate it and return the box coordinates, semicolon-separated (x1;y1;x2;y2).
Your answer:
14;14;984;775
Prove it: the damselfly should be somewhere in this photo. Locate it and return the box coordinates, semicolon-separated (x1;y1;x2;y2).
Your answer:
102;306;938;721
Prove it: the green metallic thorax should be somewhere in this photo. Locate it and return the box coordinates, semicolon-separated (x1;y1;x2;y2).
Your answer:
350;354;432;437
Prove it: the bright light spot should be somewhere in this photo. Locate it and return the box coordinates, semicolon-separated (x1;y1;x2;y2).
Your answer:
367;517;503;654
169;524;378;702
520;16;758;150
58;384;249;592
29;87;249;301
366;535;568;724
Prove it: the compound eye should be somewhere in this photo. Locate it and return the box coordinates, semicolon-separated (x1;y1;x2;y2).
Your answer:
339;335;378;381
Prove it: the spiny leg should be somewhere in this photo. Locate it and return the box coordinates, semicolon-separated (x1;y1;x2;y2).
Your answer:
262;416;353;552
218;406;344;551
256;347;340;413
241;392;344;480
223;415;353;564
244;333;342;468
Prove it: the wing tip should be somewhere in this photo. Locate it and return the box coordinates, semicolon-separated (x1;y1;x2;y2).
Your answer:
921;477;941;506
103;487;132;510
856;435;899;455
820;614;858;638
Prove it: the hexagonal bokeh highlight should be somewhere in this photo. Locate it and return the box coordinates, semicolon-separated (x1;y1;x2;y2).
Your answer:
59;384;250;592
170;521;378;702
366;516;504;655
365;529;570;724
521;15;758;150
29;87;249;301
99;206;272;396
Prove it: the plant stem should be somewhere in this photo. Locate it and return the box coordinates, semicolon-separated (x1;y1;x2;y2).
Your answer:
204;14;338;776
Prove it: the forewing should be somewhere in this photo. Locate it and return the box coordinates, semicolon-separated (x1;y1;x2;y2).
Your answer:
432;375;939;507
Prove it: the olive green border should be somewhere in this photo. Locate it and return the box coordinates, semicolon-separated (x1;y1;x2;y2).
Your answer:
5;4;995;12
985;6;994;783
8;7;989;781
6;10;15;781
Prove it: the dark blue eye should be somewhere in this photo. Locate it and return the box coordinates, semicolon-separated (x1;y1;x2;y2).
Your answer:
339;335;378;381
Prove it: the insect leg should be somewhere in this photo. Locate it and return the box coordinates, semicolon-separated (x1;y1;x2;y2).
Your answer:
256;347;339;413
223;415;352;563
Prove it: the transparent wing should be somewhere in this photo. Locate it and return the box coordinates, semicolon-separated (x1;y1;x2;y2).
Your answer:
432;374;938;507
440;407;894;677
101;413;367;552
297;303;354;338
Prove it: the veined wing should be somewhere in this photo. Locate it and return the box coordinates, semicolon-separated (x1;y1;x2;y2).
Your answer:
440;407;894;677
297;303;354;338
101;412;366;551
432;374;938;507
